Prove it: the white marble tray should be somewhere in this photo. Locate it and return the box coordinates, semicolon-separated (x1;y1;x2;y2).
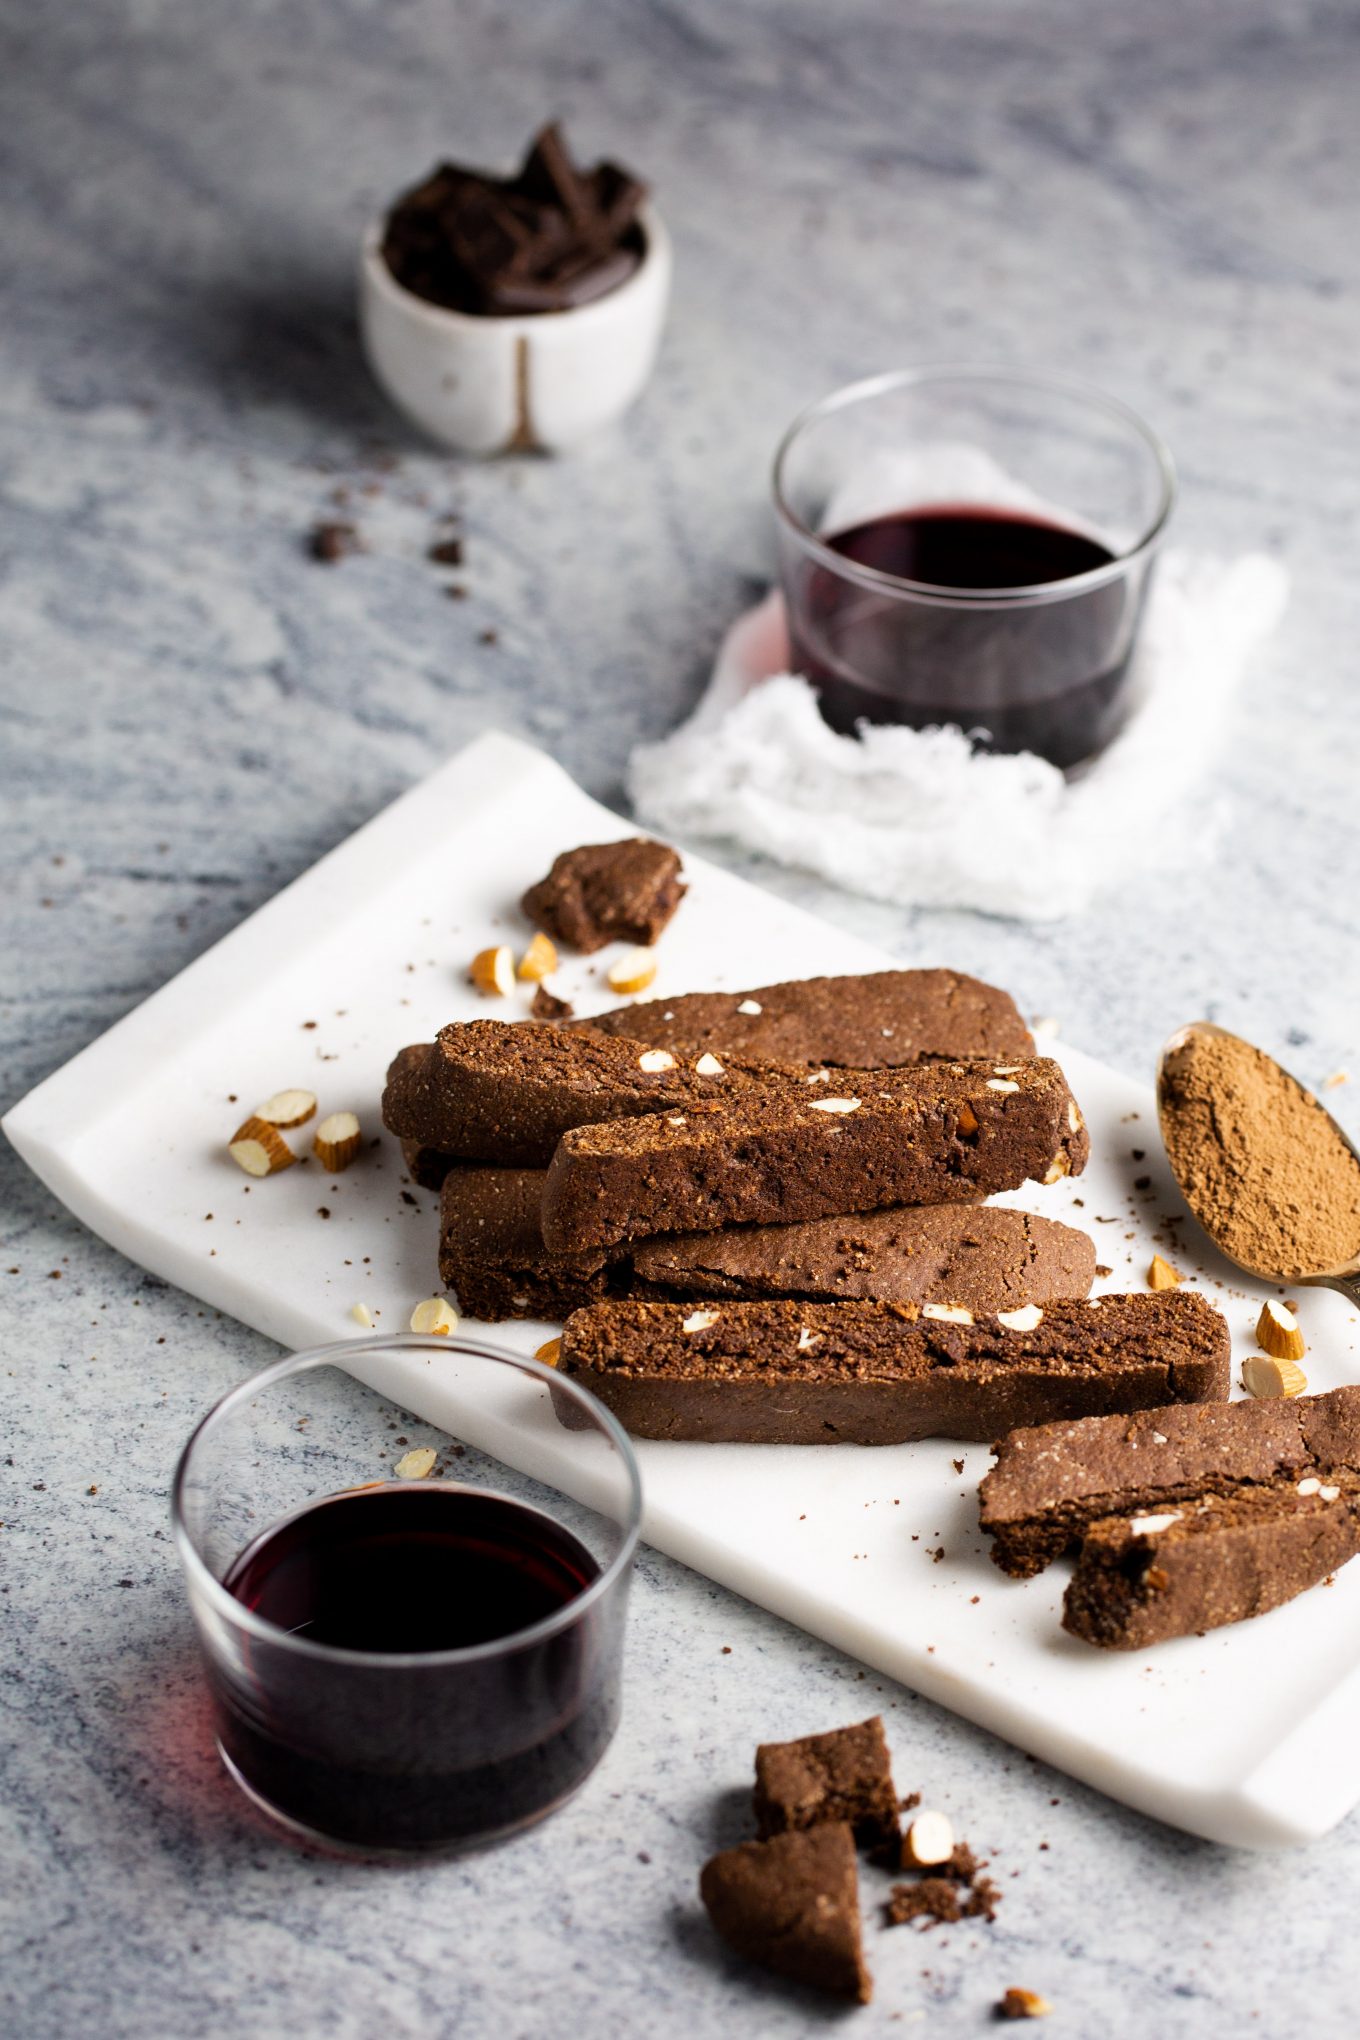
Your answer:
8;730;1360;1849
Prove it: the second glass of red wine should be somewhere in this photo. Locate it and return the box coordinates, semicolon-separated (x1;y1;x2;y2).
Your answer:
773;366;1176;769
172;1335;641;1856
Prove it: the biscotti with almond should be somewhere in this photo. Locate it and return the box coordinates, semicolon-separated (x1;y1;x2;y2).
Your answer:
540;1057;1088;1253
381;1020;811;1168
554;1293;1229;1444
980;1383;1360;1578
1061;1481;1360;1649
576;966;1033;1067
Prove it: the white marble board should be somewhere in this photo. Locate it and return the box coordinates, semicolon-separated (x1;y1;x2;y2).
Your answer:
7;731;1360;1850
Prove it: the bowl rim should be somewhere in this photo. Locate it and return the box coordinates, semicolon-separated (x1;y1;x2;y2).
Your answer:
360;200;668;336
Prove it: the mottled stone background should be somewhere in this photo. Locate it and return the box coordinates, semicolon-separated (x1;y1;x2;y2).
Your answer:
2;2;1358;2033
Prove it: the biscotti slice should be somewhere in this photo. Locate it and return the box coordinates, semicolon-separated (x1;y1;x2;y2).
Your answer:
381;1021;810;1167
980;1383;1360;1579
699;1825;871;2003
754;1716;899;1849
521;838;685;952
1062;1482;1360;1649
555;1294;1229;1445
540;1057;1088;1253
632;1205;1096;1312
401;1136;459;1191
577;965;1033;1067
436;1165;615;1321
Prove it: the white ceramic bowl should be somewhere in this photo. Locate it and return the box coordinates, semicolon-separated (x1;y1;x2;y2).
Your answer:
358;205;671;456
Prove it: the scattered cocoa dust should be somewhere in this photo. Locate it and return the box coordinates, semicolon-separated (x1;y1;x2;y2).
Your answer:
1160;1029;1360;1278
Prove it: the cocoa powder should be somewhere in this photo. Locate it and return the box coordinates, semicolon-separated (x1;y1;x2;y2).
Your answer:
1160;1028;1360;1279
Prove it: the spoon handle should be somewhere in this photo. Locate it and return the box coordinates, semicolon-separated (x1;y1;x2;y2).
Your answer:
1318;1272;1360;1310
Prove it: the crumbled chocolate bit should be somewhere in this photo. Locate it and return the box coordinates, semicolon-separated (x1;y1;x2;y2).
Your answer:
429;536;464;567
885;1877;961;1928
309;521;362;563
531;984;574;1021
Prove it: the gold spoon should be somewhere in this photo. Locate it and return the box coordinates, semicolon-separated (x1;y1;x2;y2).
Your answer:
1156;1021;1360;1307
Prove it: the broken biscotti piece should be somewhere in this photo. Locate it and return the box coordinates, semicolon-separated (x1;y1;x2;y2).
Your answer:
380;1021;812;1168
699;1825;871;2003
521;838;686;953
436;1165;1097;1323
980;1383;1360;1579
1061;1480;1360;1648
554;1294;1229;1445
577;965;1033;1067
539;1057;1089;1253
753;1716;899;1850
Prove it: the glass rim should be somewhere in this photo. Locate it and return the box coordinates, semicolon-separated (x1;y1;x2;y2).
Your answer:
771;363;1178;608
170;1332;644;1669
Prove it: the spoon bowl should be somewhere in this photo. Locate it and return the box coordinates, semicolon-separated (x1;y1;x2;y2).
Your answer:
1156;1021;1360;1305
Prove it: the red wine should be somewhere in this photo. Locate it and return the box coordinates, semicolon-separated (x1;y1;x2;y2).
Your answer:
210;1483;618;1851
785;503;1149;769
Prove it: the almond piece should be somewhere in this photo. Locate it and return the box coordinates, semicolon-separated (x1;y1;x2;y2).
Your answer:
606;947;658;996
998;1988;1052;2020
1297;1477;1322;1497
1147;1254;1182;1291
394;1446;437;1480
736;999;763;1015
1256;1299;1306;1362
902;1809;954;1868
535;1337;562;1368
638;1048;677;1073
470;944;515;997
956;1101;979;1136
1042;1153;1071;1185
228;1115;295;1177
256;1088;318;1128
1129;1511;1181;1536
997;1305;1044;1331
922;1303;973;1325
808;1096;860;1114
682;1309;719;1333
350;1302;374;1328
314;1111;361;1171
987;1078;1020;1095
693;1052;725;1076
517;931;558;982
1242;1351;1307;1399
409;1296;459;1337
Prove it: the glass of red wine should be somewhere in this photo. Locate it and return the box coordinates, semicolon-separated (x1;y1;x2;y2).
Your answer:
171;1334;641;1856
773;366;1176;769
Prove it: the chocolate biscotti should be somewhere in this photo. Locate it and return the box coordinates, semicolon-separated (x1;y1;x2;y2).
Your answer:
555;1294;1229;1445
521;838;685;953
1061;1482;1360;1649
437;1168;1095;1322
382;1020;808;1168
577;966;1033;1068
631;1204;1096;1313
700;1824;871;2003
753;1717;899;1849
980;1384;1360;1578
540;1058;1088;1253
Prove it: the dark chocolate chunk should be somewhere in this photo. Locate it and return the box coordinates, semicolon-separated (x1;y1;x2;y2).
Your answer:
576;966;1034;1067
540;1058;1089;1253
753;1716;899;1849
555;1294;1230;1445
699;1825;871;2003
980;1384;1360;1578
521;838;686;953
1061;1481;1360;1648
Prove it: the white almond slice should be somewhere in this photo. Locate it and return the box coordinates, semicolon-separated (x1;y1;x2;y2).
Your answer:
993;1065;1021;1076
666;1115;687;1127
1319;1484;1342;1503
638;1049;677;1073
922;1303;974;1325
1297;1477;1322;1496
694;1052;726;1076
1130;1512;1181;1537
606;948;657;996
256;1088;318;1128
902;1810;954;1868
1044;1155;1072;1185
394;1447;437;1480
796;1328;821;1352
409;1296;459;1337
986;1078;1020;1095
349;1302;374;1328
1151;1431;1169;1445
682;1310;719;1333
808;1097;860;1114
996;1305;1044;1332
736;999;763;1015
806;1068;831;1083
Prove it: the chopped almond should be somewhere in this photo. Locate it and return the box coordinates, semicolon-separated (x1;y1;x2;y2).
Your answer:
517;931;559;982
470;944;515;997
314;1111;361;1171
228;1116;295;1177
255;1088;317;1128
606;947;657;996
1147;1254;1182;1291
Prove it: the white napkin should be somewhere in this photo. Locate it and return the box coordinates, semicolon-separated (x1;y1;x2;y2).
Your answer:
628;550;1288;921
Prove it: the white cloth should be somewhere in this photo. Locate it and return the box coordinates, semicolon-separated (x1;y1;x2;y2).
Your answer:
628;551;1287;921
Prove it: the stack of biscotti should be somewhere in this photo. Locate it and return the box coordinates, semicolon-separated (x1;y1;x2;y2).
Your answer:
979;1387;1360;1646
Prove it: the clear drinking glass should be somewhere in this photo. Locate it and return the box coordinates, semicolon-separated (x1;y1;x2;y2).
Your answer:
171;1334;641;1856
773;365;1176;769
